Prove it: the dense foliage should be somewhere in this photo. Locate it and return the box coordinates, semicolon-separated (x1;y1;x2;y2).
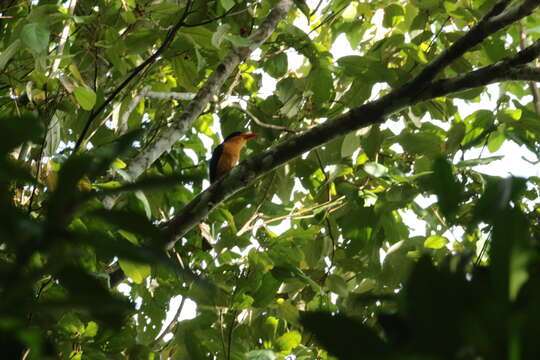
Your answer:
1;0;540;359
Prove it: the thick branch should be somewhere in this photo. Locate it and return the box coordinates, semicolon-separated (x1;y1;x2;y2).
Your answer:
122;0;294;181
107;0;540;285
399;0;539;99
164;42;540;248
417;39;540;101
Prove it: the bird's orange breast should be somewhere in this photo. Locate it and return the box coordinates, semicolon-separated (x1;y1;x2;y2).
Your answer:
216;139;244;178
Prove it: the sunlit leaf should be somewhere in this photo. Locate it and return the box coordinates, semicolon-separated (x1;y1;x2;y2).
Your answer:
0;39;21;70
74;86;96;110
275;331;302;352
424;235;449;249
364;162;388;177
118;259;151;284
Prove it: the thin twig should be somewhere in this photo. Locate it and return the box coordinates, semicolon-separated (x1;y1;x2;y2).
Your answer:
27;115;53;214
226;309;238;360
183;3;242;27
308;3;348;36
309;0;324;19
237;196;346;235
236;171;277;236
117;86;151;135
219;310;227;356
314;150;336;281
151;296;187;349
230;103;299;133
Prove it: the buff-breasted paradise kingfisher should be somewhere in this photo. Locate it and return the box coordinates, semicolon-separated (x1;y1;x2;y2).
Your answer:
209;132;259;183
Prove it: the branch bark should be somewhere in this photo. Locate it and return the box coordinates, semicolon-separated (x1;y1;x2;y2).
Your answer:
121;0;295;181
163;1;540;248
107;0;540;285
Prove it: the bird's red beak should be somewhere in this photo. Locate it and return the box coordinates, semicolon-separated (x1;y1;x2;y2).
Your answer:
241;133;259;139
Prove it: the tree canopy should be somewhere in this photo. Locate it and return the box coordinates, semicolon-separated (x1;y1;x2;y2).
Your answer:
2;0;540;359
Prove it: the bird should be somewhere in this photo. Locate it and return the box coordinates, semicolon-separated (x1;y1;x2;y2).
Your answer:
209;132;259;183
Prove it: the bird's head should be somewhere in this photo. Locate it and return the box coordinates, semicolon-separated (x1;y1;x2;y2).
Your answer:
224;132;259;142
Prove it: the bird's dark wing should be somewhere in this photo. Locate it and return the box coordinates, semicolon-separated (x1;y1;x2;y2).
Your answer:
209;143;224;183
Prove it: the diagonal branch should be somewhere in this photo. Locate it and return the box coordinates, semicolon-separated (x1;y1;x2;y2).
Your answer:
417;40;540;102
122;0;294;181
107;0;540;285
163;9;540;248
398;0;539;100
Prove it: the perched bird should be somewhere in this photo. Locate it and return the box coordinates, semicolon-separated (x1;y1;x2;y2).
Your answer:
209;132;259;183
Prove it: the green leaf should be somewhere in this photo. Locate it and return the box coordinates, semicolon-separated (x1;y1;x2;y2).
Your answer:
220;0;235;11
424;235;449;249
74;86;97;110
411;0;440;10
120;11;136;24
430;157;463;218
82;322;99;338
309;67;333;106
341;133;360;158
119;259;151;284
58;313;84;335
21;23;50;53
487;128;505;152
399;131;442;157
294;0;310;19
342;2;358;21
172;58;198;92
262;316;279;341
194;47;207;72
364;162;388;177
455;156;503;168
253;273;281;308
325;274;349;297
383;4;404;28
211;24;230;48
446;121;465;153
134;190;152;218
264;53;288;78
0;39;21;70
275;331;302;352
245;350;277;360
224;34;252;47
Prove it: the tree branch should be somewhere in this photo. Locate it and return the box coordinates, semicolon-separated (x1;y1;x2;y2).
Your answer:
163;8;540;248
229;103;299;133
401;0;539;98
107;0;540;285
121;0;294;181
117;86;151;136
145;91;196;101
51;0;77;74
417;40;540;102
